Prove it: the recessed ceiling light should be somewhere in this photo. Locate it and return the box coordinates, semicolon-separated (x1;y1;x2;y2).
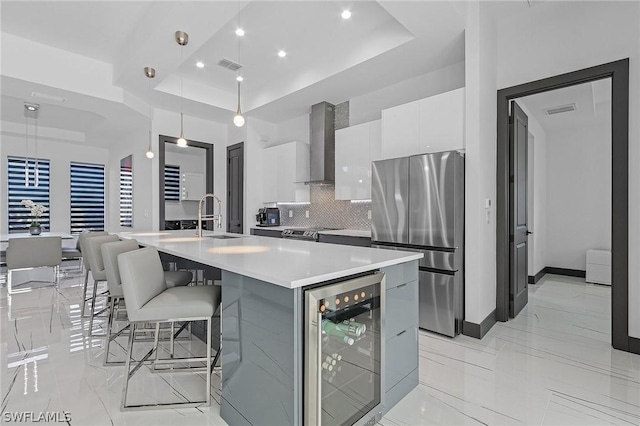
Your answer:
235;27;245;36
341;10;351;19
196;61;205;68
278;50;287;58
236;75;243;82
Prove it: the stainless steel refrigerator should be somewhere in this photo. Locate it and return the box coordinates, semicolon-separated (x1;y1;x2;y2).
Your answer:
371;151;464;337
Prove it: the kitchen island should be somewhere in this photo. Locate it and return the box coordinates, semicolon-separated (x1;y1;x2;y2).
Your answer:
119;230;421;426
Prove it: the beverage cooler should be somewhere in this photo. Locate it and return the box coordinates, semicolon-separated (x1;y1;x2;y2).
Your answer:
304;273;385;426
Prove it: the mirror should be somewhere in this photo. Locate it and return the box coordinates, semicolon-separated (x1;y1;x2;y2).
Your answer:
158;136;214;230
119;155;133;227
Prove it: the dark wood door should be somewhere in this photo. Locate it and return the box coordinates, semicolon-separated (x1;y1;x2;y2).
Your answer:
509;101;529;318
227;142;244;234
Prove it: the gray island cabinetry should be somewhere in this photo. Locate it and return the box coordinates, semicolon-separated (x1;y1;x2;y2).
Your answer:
119;230;421;426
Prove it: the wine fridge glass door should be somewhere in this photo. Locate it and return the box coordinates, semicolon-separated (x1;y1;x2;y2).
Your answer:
304;272;385;426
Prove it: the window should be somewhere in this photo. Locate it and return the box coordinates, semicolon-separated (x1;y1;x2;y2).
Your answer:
7;156;50;233
120;155;133;227
164;164;180;201
70;162;105;233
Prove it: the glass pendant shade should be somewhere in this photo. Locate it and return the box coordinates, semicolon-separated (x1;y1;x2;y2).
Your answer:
234;80;245;127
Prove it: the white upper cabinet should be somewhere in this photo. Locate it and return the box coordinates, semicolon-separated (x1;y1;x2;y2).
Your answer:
335;120;382;200
181;172;205;201
381;101;420;159
262;141;310;203
381;87;465;159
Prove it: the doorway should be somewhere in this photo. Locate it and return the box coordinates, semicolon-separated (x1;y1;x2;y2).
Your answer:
496;59;630;352
158;135;215;230
226;142;244;234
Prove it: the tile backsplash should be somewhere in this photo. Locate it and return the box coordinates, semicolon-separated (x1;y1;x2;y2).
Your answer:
277;184;371;230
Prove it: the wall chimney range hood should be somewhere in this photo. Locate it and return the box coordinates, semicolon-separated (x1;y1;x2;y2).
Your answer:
307;101;335;184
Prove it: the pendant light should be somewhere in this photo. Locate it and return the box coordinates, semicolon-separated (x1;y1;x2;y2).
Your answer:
233;2;245;128
23;103;40;187
144;67;156;159
233;77;245;127
175;30;189;147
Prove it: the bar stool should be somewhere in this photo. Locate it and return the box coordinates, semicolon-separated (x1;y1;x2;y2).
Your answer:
117;247;221;410
77;231;108;317
83;234;119;336
101;239;193;365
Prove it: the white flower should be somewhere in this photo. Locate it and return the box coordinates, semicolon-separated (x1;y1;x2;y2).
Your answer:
21;199;47;218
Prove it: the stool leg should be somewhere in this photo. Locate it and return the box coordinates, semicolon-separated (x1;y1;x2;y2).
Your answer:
206;317;212;405
170;322;175;358
104;297;115;366
7;270;13;295
121;322;136;411
88;280;99;336
81;270;90;317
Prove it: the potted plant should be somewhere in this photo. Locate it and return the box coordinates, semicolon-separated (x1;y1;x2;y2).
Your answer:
21;199;47;235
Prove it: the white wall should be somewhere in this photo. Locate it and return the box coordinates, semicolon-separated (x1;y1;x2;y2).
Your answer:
164;149;206;220
0;129;110;234
492;0;640;338
545;124;611;270
463;1;498;325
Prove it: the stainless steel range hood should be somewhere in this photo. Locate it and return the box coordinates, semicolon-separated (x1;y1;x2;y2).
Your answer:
307;101;335;184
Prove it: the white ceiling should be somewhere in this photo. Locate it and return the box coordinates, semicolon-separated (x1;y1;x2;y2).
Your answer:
517;78;612;134
0;1;467;146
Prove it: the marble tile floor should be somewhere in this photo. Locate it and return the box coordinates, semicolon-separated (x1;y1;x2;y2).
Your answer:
0;271;638;425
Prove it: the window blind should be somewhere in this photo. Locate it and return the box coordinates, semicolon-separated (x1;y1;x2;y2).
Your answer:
7;156;51;233
70;162;105;233
165;164;180;201
120;163;133;227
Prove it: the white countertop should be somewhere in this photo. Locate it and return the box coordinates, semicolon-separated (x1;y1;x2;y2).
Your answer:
119;230;420;289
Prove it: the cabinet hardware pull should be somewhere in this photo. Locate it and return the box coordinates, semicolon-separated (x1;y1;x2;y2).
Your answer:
397;329;406;337
397;283;407;288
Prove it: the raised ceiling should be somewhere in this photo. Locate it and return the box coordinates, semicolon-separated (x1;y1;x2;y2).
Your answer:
0;1;467;146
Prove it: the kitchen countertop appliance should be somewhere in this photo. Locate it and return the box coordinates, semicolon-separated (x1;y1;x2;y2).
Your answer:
256;207;280;227
372;151;464;337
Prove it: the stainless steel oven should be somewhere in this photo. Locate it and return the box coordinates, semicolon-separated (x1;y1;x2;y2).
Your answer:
304;272;385;426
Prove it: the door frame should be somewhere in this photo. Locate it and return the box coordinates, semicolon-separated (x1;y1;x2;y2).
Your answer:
158;135;215;230
226;142;244;234
496;58;630;351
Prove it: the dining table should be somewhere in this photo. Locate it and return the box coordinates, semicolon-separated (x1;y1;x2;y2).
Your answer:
0;232;73;242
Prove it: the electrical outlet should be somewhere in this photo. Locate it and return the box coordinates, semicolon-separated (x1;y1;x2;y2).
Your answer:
305;210;309;218
144;209;150;218
289;210;293;218
367;210;372;220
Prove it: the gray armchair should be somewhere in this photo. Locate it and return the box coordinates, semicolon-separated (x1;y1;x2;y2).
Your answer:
6;236;62;294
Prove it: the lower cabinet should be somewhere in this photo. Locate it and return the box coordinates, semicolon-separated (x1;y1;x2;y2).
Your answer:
380;261;419;413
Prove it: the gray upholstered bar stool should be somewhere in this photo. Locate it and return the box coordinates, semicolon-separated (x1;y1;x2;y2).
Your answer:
101;239;193;365
84;234;119;336
118;247;221;410
77;231;108;317
6;236;62;294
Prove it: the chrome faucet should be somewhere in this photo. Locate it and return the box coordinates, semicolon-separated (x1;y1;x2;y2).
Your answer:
197;194;223;237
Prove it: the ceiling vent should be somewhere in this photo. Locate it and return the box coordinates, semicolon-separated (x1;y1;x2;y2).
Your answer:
217;58;243;72
545;103;576;115
31;92;66;104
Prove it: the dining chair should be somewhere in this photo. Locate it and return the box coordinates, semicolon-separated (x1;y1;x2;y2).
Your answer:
6;236;62;294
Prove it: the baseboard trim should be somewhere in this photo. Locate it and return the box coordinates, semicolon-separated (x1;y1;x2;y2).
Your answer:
528;268;547;284
629;336;640;355
546;267;586;278
462;309;496;340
